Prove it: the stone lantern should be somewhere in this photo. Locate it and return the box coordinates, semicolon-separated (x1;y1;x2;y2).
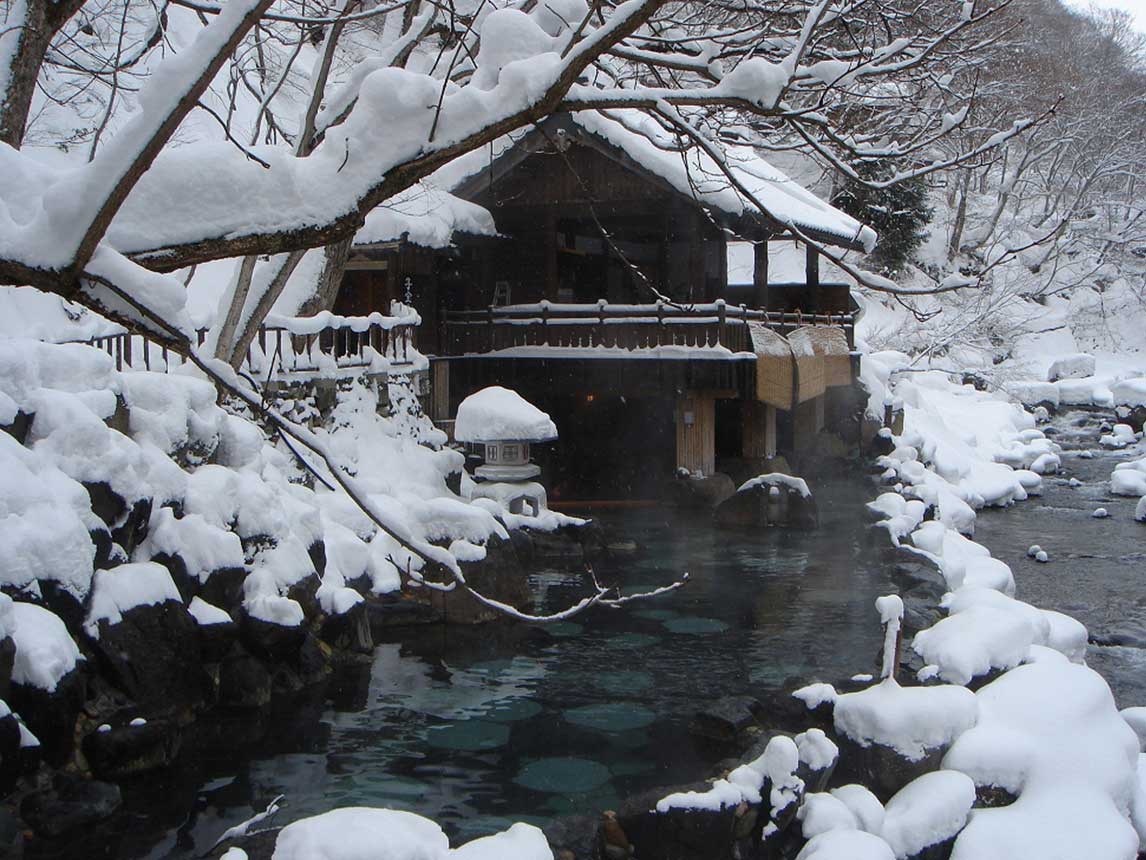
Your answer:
454;386;558;517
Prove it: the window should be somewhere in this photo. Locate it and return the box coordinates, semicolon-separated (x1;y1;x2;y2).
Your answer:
502;444;520;463
486;444;499;462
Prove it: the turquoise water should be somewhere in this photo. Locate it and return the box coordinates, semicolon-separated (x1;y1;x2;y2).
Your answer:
111;476;897;859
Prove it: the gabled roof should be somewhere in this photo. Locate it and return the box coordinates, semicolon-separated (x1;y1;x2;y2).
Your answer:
442;111;876;253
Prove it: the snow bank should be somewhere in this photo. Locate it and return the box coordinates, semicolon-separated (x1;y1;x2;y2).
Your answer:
944;661;1140;860
10;603;82;692
1046;353;1096;382
834;679;978;761
1112;378;1146;408
453;386;557;442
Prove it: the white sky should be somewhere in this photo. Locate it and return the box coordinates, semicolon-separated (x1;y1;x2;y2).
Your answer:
1063;0;1146;28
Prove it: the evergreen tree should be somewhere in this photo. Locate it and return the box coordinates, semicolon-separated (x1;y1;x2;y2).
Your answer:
832;163;933;277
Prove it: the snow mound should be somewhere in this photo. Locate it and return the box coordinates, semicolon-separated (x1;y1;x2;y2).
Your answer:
880;770;975;859
738;472;812;497
1112;457;1146;497
10;602;82;692
799;793;858;837
188;596;231;626
944;660;1139;860
454;387;557;442
272;808;449;860
450;822;552;860
796;830;894;860
834;679;978;761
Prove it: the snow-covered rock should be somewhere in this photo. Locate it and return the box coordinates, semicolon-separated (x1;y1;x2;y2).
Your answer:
1046;353;1096;382
834;679;978;762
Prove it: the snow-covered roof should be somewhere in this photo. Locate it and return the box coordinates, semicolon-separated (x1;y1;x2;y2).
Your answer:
454;386;557;442
443;111;875;252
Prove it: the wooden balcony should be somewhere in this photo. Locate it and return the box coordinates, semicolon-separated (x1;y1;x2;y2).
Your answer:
441;298;856;357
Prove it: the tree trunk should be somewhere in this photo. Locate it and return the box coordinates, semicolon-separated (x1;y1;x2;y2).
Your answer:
297;236;353;316
947;172;970;262
0;0;86;147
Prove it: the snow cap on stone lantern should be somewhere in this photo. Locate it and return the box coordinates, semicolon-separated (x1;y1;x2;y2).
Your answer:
454;386;557;482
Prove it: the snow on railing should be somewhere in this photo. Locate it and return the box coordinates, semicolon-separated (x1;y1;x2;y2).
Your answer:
79;305;420;376
442;299;855;355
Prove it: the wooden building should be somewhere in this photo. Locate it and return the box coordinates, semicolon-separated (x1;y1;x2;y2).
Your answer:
335;111;875;499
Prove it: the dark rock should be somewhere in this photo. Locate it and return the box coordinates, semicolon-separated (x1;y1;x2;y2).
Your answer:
21;774;121;838
690;696;764;745
199;567;247;611
111;497;152;556
307;540;327;578
241;612;308;663
198;617;239;663
667;472;737;510
30;581;87;637
0;711;22;793
295;633;332;688
430;535;532;624
86;600;205;715
9;666;86;767
1;409;34;444
615;783;739;860
150;549;245;609
286;572;325;625
543;814;599;860
713;478;818;531
975;784;1018;808
0;635;13;703
909;834;958;860
83;481;128;530
366;594;440;634
89;525;115;574
218;648;273;709
320;603;373;656
529;529;585;565
82;719;181;780
833;734;947;802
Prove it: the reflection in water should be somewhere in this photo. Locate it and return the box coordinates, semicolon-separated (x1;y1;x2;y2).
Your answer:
113;475;895;859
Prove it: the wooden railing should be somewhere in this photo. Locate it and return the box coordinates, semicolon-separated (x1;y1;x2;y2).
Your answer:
441;300;855;356
82;311;419;375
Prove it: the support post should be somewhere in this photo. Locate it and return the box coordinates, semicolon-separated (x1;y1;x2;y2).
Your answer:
753;240;769;310
675;394;715;476
544;212;558;302
805;244;821;314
